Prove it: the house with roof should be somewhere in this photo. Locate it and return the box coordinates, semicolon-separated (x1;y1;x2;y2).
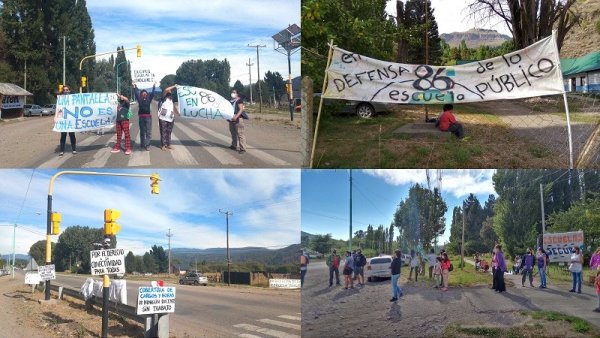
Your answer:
561;50;600;93
0;83;33;119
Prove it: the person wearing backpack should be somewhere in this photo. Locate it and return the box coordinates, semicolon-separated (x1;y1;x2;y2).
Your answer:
326;249;341;287
158;84;179;151
111;93;132;155
354;249;367;286
300;249;309;288
228;89;248;154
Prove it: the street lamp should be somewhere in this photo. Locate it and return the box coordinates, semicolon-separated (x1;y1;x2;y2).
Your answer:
272;24;301;121
115;60;129;94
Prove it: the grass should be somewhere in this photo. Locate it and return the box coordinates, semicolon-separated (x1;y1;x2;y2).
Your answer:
447;257;491;287
526;311;592;334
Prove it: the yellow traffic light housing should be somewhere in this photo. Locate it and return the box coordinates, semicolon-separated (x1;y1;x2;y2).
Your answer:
81;76;87;88
136;44;142;58
50;212;61;235
103;209;122;236
150;173;160;195
58;84;64;93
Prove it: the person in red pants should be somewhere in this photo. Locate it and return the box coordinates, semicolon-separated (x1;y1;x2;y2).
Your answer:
111;93;132;155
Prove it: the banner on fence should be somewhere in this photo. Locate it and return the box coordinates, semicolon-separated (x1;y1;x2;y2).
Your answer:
90;248;126;276
323;33;565;104
38;264;56;281
543;231;584;263
176;85;234;120
136;286;176;315
53;93;118;132
1;95;23;109
130;61;156;90
269;279;301;289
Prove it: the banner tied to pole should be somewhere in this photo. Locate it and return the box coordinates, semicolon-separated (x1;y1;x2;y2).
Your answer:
176;85;234;120
323;34;565;104
53;93;118;132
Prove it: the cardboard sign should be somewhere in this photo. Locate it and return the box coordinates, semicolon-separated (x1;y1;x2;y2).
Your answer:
90;248;126;276
543;231;584;263
268;279;301;289
53;93;118;132
131;61;156;91
24;272;42;285
136;286;176;315
176;85;234;120
38;264;56;281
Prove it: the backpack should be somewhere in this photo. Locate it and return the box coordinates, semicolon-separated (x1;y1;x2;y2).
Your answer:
448;263;454;272
360;254;367;267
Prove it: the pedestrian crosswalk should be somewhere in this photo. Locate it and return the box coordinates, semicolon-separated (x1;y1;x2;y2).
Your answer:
37;119;296;168
233;313;301;338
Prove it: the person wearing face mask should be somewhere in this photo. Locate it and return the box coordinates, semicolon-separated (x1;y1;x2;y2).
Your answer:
228;89;248;154
158;84;179;151
133;82;157;151
56;86;76;156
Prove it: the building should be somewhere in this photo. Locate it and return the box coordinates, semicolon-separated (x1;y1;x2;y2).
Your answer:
561;50;600;93
0;83;33;119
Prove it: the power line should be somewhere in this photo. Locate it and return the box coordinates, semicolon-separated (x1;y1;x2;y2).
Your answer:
247;43;266;113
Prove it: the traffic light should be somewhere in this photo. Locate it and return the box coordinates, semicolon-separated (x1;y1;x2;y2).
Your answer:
103;209;121;236
58;84;64;93
50;212;61;235
150;173;160;194
137;44;142;58
81;76;87;88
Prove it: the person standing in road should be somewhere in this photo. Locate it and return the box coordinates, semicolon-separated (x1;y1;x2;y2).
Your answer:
409;250;420;281
433;256;442;288
354;249;367;286
56;86;76;156
569;246;584;294
590;247;600;271
593;270;600;313
390;249;403;301
300;249;309;288
326;249;341;287
440;252;451;291
158;84;179;151
537;247;548;289
521;248;535;287
111;93;132;155
342;251;354;289
133;82;157;151
427;249;437;279
493;244;507;293
228;89;248;154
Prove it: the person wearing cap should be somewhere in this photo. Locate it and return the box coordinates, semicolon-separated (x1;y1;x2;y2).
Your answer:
390;249;403;301
354;249;367;286
326;249;341;287
56;86;76;156
300;249;309;288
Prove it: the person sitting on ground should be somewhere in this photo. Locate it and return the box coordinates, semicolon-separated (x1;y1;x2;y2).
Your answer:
437;104;465;139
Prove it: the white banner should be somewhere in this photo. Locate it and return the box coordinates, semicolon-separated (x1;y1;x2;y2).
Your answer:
24;272;41;285
137;286;176;315
176;85;234;120
38;264;56;281
1;95;23;109
90;248;126;276
53;93;118;132
131;61;156;91
324;34;565;104
269;279;301;289
543;231;584;263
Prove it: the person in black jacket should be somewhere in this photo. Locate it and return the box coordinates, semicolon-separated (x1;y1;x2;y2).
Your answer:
133;82;157;151
390;249;403;301
354;249;367;286
57;86;76;156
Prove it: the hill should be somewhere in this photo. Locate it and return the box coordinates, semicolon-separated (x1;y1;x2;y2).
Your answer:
441;28;511;48
560;0;600;58
170;244;300;267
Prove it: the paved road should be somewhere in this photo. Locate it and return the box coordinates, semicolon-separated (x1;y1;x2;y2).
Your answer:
49;272;301;337
0;106;300;168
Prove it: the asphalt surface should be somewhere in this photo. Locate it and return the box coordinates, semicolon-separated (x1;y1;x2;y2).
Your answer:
47;272;301;337
0;105;301;168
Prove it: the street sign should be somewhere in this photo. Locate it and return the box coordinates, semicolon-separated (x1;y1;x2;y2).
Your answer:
136;286;176;315
38;264;56;281
269;279;301;289
24;272;42;285
543;231;584;263
90;248;126;276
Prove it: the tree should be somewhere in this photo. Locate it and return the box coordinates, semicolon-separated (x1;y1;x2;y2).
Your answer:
114;47;131;96
160;74;177;90
480;216;499;252
310;234;332;255
468;0;578;51
125;251;135;274
133;255;144;273
28;240;55;265
175;59;231;97
53;225;114;273
150;245;168;273
143;252;157;273
396;0;442;64
263;71;285;103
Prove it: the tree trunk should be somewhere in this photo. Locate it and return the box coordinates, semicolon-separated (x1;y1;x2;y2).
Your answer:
396;0;409;63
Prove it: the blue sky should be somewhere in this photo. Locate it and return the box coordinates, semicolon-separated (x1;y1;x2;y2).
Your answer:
302;169;497;246
0;169;300;256
86;0;301;85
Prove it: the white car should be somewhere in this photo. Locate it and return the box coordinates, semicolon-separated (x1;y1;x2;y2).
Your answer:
366;255;393;282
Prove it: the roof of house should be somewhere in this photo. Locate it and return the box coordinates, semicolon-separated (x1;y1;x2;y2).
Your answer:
0;83;33;96
561;50;600;77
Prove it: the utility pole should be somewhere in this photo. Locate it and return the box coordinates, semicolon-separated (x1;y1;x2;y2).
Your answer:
246;58;254;104
424;0;429;122
247;44;266;113
461;207;465;270
167;228;173;275
539;183;546;249
219;209;233;286
11;224;16;278
24;59;27;105
349;170;353;251
62;36;66;87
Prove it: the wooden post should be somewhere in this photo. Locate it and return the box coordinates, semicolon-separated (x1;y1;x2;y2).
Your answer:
301;77;314;168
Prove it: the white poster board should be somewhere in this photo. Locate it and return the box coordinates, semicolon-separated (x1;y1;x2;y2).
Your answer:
176;85;234;120
24;272;42;285
53;93;118;132
1;95;24;109
137;286;176;315
131;61;156;91
543;231;584;263
38;264;56;281
90;248;126;276
269;279;301;289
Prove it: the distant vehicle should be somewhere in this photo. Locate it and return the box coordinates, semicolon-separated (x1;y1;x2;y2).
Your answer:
24;104;43;117
143;272;152;276
365;255;393;282
314;93;390;118
179;272;208;286
41;104;56;116
402;254;411;266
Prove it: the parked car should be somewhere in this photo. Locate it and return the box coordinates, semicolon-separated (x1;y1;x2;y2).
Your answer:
314;93;390;118
402;254;411;266
41;104;56;116
365;255;393;282
24;104;43;117
179;272;208;286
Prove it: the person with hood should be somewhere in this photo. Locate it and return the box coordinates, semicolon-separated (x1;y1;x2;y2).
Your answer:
111;93;132;155
326;249;341;287
390;249;403;301
133;82;157;151
521;248;535;287
493;244;507;293
158;84;179;151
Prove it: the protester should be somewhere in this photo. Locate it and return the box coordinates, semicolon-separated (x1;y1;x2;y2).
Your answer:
133;82;157;151
56;86;76;156
433;257;442;288
537;247;548;289
439;249;446;287
493;244;507;293
390;249;403;301
354;249;367;286
591;247;600;271
300;249;309;288
522;248;535;287
228;89;248;153
409;250;420;281
513;255;522;274
569;246;584;294
594;270;600;313
427;248;437;279
326;249;341;287
440;252;451;291
491;246;498;290
474;252;481;271
158;84;179;151
111;93;132;155
343;251;354;289
418;252;426;276
436;104;465;139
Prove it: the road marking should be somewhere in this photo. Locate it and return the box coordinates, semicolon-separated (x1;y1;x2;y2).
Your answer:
238;334;262;338
38;134;100;168
233;324;299;338
277;315;301;321
168;132;199;166
175;122;242;166
82;137;113;168
257;319;300;330
191;122;291;166
128;130;151;167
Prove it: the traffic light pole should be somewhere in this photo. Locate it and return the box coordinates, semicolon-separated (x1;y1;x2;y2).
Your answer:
79;46;141;93
101;237;111;338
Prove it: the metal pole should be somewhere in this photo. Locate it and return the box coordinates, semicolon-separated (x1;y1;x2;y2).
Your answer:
24;59;27;105
219;210;233;286
11;224;16;278
45;195;52;300
288;50;293;121
167;229;173;275
349;170;353;251
62;36;66;87
246;58;254;104
101;274;110;338
461;207;465;270
248;44;266;114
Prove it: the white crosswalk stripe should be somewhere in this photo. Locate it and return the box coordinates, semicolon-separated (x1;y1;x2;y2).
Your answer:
234;314;301;338
175;122;242;166
277;315;301;321
38;134;101;168
127;130;151;167
168;133;199;166
238;334;262;338
233;324;299;338
257;319;300;330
